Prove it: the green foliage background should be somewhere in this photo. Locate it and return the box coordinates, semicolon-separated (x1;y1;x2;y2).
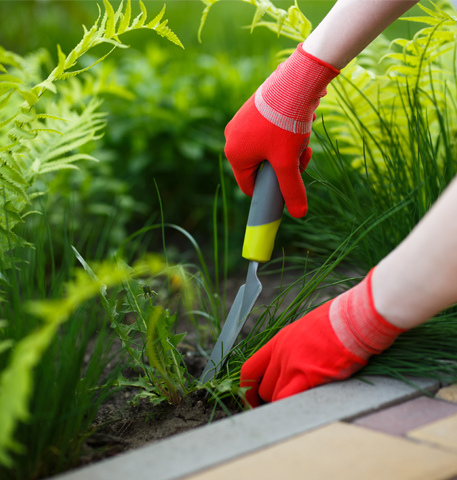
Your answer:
1;1;455;478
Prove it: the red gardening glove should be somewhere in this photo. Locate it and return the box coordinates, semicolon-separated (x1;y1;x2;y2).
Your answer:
225;44;340;218
240;269;406;407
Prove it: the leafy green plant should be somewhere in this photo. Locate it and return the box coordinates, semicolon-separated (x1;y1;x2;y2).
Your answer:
0;0;183;268
319;1;457;173
0;212;119;479
199;0;311;43
0;1;186;475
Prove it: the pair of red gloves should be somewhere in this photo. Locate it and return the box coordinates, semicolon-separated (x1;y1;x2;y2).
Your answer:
224;44;405;407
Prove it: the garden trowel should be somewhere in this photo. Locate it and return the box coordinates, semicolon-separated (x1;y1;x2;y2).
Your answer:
200;161;284;383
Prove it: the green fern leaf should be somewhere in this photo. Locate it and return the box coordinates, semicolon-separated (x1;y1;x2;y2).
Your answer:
31;79;57;95
0;179;30;204
0;165;28;187
138;1;148;28
7;125;36;142
154;21;184;48
17;90;39;108
198;0;219;43
288;0;312;39
35;114;69;122
0;143;18;154
0;153;23;175
117;0;131;34
0;83;20;96
0;207;24;227
0;114;17;130
275;9;287;37
103;0;117;39
251;3;268;33
0;91;14;110
0;74;23;85
38;153;98;174
39;164;79;174
57;48;116;80
147;4;166;29
114;0;124;24
402;16;442;25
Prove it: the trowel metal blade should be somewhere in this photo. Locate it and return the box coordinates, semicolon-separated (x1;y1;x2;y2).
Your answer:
200;261;262;383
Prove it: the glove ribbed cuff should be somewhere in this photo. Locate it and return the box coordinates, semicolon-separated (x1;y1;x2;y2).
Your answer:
255;43;340;134
329;269;407;360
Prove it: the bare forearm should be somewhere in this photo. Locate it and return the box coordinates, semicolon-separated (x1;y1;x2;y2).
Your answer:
303;0;419;69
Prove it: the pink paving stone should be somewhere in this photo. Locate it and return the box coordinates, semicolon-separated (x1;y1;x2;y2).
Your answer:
352;396;457;437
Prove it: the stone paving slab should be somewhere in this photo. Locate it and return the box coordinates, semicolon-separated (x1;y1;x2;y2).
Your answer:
408;413;457;453
436;385;457;404
185;422;457;480
55;376;438;480
353;396;457;437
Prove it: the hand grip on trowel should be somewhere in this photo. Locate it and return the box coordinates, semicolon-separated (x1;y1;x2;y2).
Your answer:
242;161;285;263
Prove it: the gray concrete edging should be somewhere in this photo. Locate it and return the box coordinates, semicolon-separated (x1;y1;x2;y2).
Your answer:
54;376;439;480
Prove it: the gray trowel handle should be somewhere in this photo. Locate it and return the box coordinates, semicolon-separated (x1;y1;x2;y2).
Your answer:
242;161;285;263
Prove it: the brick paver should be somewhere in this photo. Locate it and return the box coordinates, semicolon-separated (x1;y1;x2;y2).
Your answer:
184;422;457;480
353;396;457;437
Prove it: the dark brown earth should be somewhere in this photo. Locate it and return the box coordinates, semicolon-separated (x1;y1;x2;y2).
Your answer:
78;386;237;467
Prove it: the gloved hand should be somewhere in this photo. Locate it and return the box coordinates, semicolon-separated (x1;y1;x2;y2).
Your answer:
240;269;406;407
224;43;340;218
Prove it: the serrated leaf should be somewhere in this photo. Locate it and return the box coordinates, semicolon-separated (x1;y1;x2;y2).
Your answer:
250;4;267;33
147;4;166;29
137;1;148;28
103;0;117;39
0;83;20;96
117;0;131;34
0;91;14;110
114;0;124;24
198;0;218;43
0;165;28;187
154;21;184;49
40;154;99;172
32;79;57;95
7;125;36;141
30;128;63;135
0;75;23;85
54;44;67;78
58;47;116;80
0;114;17;130
0;179;30;204
39;164;80;174
17;90;39;108
0;143;18;154
400;16;442;26
0;207;24;227
35;114;69;122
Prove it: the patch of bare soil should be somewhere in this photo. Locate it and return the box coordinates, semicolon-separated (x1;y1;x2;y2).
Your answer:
79;387;238;467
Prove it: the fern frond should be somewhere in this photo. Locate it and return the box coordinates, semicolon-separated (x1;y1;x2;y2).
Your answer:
117;0;131;34
199;0;311;43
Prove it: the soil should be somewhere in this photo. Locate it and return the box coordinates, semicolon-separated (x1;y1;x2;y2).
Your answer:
77;265;346;469
79;387;237;467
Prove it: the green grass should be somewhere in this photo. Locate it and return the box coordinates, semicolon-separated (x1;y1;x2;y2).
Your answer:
0;207;121;479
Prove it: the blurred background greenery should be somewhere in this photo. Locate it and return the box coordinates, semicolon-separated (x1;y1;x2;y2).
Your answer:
0;0;422;267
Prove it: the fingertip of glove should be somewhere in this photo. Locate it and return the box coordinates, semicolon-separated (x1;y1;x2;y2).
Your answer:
287;202;308;219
